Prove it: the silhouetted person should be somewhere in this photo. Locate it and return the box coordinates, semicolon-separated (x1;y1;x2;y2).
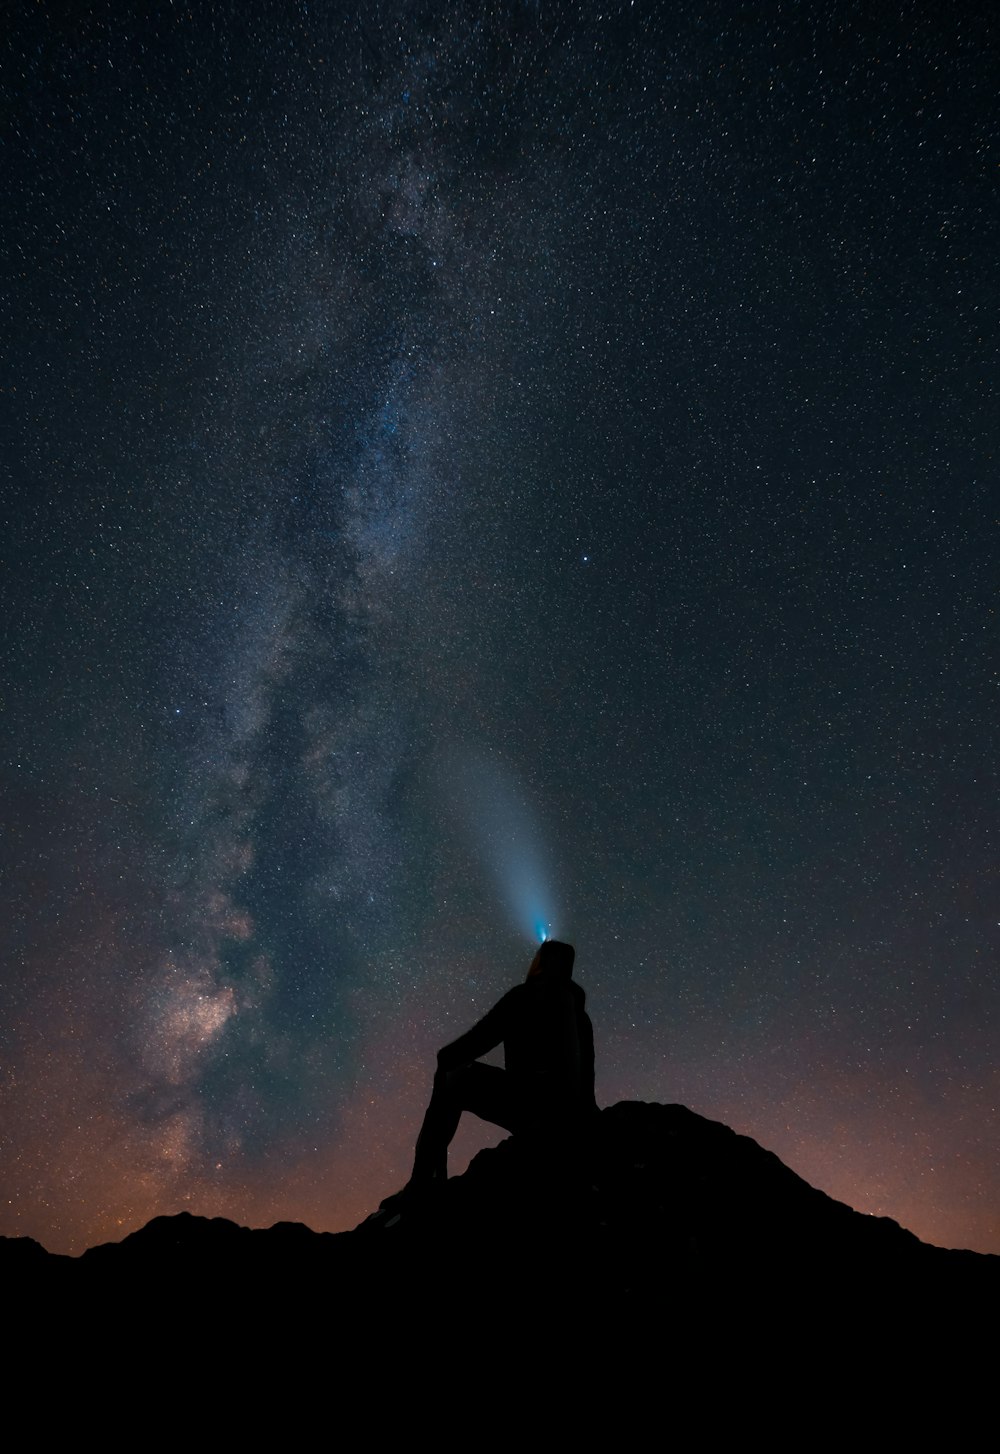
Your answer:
409;938;596;1186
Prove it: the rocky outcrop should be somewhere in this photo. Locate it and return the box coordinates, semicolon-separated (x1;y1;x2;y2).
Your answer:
5;1103;994;1326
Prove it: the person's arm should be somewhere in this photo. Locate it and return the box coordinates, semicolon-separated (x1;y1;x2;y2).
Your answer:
436;989;518;1072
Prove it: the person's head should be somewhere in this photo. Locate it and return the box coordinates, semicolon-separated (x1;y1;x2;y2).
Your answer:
526;939;575;982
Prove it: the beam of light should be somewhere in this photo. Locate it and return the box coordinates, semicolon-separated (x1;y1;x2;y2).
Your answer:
439;746;559;944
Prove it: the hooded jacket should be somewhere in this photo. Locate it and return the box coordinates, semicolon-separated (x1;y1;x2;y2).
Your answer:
437;959;596;1112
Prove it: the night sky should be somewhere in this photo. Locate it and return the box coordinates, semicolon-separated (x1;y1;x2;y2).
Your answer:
3;1;997;1257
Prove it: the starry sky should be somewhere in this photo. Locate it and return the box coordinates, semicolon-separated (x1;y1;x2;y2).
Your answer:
2;1;997;1257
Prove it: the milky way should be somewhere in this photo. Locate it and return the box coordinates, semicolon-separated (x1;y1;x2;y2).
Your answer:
3;2;997;1254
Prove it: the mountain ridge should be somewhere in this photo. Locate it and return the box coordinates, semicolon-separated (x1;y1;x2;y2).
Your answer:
5;1102;994;1301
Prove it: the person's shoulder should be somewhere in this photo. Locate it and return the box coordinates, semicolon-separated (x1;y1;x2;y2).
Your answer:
501;982;529;1002
489;984;526;1012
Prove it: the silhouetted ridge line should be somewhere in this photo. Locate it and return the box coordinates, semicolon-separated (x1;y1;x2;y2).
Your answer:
4;1104;995;1316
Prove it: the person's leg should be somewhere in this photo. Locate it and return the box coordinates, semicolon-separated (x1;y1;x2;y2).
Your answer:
411;1062;521;1183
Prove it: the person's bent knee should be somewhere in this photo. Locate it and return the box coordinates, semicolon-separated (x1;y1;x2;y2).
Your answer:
434;1064;467;1093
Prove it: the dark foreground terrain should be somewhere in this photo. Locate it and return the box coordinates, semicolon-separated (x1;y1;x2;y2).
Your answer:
6;1102;994;1376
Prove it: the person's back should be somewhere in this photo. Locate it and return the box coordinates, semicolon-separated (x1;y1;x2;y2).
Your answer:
500;947;595;1114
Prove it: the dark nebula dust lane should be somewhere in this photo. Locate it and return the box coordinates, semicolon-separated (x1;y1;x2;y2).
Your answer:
2;2;997;1255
